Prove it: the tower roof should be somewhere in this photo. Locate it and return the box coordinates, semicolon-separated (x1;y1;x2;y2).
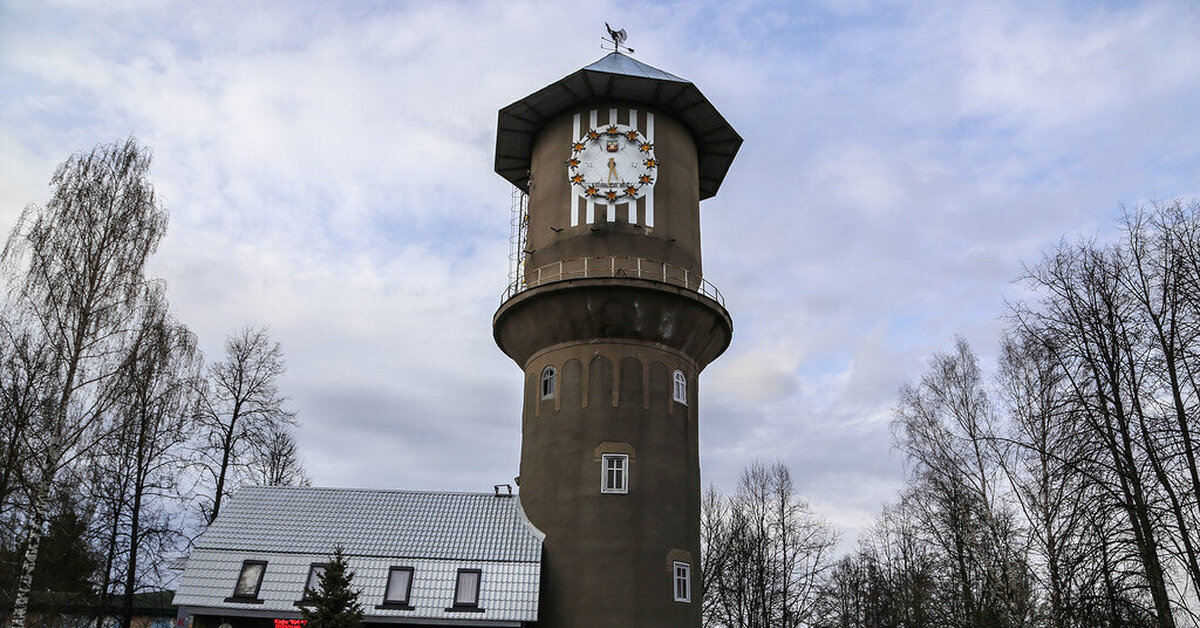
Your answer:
495;52;742;200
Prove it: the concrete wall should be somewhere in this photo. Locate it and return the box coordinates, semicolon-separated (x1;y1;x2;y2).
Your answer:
525;104;703;277
517;345;700;628
495;103;727;628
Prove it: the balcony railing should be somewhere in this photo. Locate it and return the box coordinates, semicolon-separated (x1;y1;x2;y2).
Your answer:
501;256;725;307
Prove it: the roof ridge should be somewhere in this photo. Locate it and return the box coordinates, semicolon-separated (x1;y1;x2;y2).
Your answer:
235;485;504;497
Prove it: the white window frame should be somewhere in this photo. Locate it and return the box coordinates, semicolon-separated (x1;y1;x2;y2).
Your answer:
601;453;629;494
673;561;691;603
540;366;557;399
673;370;687;404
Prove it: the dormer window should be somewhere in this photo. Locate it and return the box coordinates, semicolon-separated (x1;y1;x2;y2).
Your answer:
450;569;483;611
226;560;266;603
301;563;327;601
672;370;687;404
379;566;414;609
540;366;557;399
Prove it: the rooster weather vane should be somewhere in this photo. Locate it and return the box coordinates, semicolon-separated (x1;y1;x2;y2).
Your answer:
603;23;634;54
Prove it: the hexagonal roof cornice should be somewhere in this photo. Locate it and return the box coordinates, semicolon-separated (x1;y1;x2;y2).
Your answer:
495;52;742;201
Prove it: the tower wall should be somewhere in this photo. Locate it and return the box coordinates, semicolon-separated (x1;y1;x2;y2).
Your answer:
493;57;738;628
525;105;702;276
518;344;700;628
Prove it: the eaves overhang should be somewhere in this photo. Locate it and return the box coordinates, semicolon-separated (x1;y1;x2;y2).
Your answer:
495;52;742;201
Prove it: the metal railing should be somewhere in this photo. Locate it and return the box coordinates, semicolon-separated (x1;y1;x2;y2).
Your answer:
500;256;725;307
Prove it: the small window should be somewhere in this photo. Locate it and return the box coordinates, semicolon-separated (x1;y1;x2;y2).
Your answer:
673;562;691;603
673;370;687;404
541;366;557;399
233;560;266;599
602;454;629;494
383;567;414;606
453;569;481;607
302;563;327;600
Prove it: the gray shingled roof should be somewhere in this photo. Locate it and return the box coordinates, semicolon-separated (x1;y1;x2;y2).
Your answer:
495;52;742;201
194;486;542;562
173;487;543;625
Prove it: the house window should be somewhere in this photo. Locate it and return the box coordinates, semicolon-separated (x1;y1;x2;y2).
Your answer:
232;560;266;600
383;567;414;607
302;563;327;601
673;370;687;404
453;569;482;607
602;454;629;494
673;562;691;603
541;366;557;399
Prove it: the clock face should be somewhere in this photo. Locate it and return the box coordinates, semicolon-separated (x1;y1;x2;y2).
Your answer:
567;124;657;203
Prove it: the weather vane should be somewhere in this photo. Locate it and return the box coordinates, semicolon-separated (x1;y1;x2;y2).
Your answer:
603;23;634;54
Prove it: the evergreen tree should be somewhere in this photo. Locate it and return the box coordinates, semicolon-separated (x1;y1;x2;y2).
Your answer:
301;548;363;628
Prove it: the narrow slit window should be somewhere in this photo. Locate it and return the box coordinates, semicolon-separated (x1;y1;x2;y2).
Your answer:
302;564;327;601
383;567;414;606
232;560;266;599
541;366;557;399
453;569;481;607
673;370;687;404
674;562;691;603
602;454;629;494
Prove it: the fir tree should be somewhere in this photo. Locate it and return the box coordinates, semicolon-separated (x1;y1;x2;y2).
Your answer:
301;547;363;628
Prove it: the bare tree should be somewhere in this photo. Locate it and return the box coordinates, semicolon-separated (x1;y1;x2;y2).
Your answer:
702;462;838;628
0;324;56;533
250;422;309;487
196;326;295;524
105;288;200;628
0;138;167;628
893;338;1036;628
1016;237;1179;627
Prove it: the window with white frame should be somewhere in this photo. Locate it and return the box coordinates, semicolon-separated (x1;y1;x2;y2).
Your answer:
453;569;481;607
673;561;691;602
601;454;629;494
540;366;557;399
672;370;687;404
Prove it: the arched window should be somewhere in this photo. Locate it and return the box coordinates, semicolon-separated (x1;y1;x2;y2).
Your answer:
541;366;557;399
672;370;687;404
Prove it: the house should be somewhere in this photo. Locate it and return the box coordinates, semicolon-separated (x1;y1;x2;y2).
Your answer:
172;486;543;628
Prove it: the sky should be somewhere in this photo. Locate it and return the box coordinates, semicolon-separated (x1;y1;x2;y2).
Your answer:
3;0;1200;545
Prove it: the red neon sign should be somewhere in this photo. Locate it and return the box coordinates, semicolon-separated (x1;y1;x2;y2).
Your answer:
274;620;307;628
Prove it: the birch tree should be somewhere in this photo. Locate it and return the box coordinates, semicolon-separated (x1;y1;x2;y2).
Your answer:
0;138;167;628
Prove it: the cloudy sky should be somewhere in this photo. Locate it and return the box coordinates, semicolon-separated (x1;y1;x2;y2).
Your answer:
3;0;1200;543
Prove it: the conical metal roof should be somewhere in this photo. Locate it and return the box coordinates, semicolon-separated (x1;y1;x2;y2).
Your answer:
495;53;741;200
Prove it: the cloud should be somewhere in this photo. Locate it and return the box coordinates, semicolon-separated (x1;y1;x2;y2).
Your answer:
3;0;1200;545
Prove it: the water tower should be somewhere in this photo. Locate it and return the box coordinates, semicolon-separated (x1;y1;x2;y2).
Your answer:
492;34;740;627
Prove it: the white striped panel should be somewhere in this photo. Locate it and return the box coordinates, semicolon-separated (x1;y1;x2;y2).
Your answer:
630;197;638;224
646;112;655;227
629;109;637;131
607;202;615;222
571;113;580;227
609;108;617;125
587;111;597;224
